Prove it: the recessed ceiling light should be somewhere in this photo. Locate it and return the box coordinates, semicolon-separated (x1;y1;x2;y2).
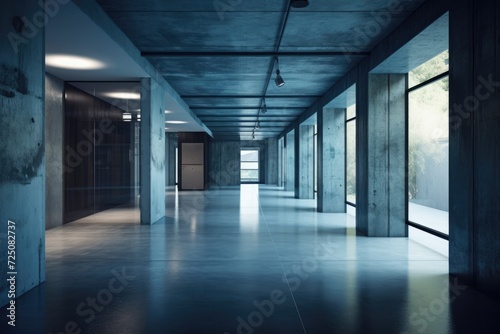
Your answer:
104;92;141;100
45;54;106;70
291;0;309;8
123;113;132;121
165;120;187;124
165;110;174;114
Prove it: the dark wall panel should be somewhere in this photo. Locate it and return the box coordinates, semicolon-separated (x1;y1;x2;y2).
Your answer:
64;84;132;223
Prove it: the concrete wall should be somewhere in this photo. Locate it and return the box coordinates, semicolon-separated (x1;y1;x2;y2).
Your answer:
140;78;166;225
0;0;46;307
450;0;500;300
209;140;240;186
45;73;64;230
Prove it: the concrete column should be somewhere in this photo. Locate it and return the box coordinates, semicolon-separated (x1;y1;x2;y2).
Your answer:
357;74;406;237
167;133;177;186
265;138;278;185
0;0;46;307
295;125;315;199
318;108;346;212
278;137;284;187
450;0;500;300
285;130;295;191
140;78;166;225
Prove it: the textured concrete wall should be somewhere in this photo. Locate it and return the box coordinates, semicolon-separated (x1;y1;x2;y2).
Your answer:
140;78;166;225
295;125;314;199
0;0;46;307
45;73;64;230
265;138;278;185
450;0;500;300
209;141;240;186
318;108;346;212
285;130;295;191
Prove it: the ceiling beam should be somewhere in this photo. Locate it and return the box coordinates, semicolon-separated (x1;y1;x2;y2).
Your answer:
190;106;306;110
182;95;321;99
142;51;370;57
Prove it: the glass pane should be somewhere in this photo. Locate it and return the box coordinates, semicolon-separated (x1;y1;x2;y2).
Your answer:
346;120;356;204
408;76;449;234
241;170;259;181
241;150;259;182
241;162;258;170
241;150;258;161
408;50;449;88
346;103;356;120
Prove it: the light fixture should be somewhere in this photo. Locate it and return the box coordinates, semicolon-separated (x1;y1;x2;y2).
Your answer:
252;132;256;140
122;113;132;121
291;0;309;8
165;110;174;114
45;54;106;70
261;100;268;114
105;92;141;100
274;58;285;87
165;120;187;124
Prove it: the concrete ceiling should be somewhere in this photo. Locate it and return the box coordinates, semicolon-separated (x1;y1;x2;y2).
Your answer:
45;0;208;133
95;0;426;140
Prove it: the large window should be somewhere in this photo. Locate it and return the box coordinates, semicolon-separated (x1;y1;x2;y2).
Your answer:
241;150;259;183
407;50;449;237
346;104;356;206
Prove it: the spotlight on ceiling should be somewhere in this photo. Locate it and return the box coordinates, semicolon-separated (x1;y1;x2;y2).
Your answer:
275;70;285;87
261;101;268;114
274;58;285;87
291;0;309;8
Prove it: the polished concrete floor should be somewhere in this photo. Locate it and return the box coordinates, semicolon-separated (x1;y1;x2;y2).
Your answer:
2;185;500;334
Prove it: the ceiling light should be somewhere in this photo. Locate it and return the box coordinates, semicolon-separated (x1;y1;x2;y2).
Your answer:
165;120;187;124
123;113;132;121
262;101;268;114
274;58;285;87
104;92;141;100
275;71;285;87
165;110;174;114
45;54;106;70
291;0;309;8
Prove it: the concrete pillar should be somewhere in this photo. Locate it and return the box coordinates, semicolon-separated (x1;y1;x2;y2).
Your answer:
285;130;295;191
167;133;177;186
140;78;166;225
265;138;278;185
295;125;315;199
318;108;346;212
357;74;406;237
0;0;46;307
278;137;284;187
450;0;500;300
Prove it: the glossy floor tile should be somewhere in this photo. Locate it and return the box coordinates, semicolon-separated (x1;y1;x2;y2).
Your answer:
2;185;500;334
